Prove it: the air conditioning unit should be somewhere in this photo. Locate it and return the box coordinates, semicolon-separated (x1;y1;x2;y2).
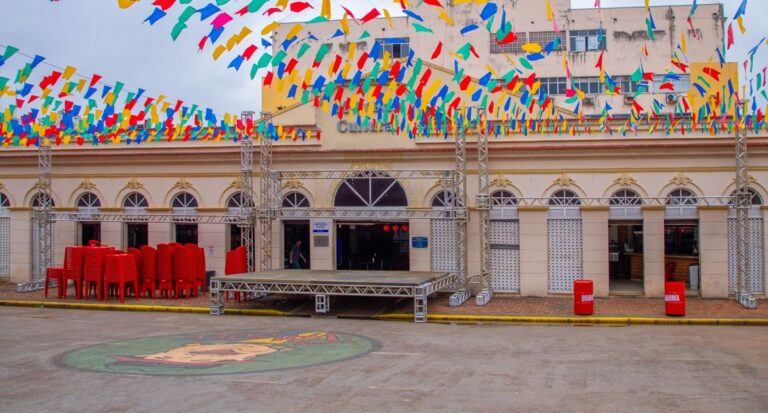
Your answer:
666;93;679;104
583;96;595;106
623;94;635;105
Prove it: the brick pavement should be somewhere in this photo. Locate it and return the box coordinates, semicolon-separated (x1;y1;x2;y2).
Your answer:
2;281;767;319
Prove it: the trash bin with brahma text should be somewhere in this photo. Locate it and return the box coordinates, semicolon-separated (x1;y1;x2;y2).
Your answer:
574;280;594;315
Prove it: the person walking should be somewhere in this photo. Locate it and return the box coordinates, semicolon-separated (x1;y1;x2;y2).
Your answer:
289;240;307;269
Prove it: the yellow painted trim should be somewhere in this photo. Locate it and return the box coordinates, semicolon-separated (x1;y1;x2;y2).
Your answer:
518;206;549;212
2;300;767;326
0;300;289;317
9;207;31;212
641;205;666;211
581;206;610;212
146;207;171;213
375;313;768;326
698;205;729;211
100;207;123;212
54;207;77;212
196;208;228;213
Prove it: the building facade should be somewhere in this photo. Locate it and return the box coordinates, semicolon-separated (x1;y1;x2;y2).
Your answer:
0;1;765;299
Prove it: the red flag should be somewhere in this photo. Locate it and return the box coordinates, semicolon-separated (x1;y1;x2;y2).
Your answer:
289;2;313;13
360;8;380;24
431;41;443;60
594;51;604;70
727;23;734;50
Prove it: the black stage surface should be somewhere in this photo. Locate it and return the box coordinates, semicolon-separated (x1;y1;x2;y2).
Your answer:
212;270;450;286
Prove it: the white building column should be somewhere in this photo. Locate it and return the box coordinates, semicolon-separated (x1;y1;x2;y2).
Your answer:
699;206;729;298
582;206;609;297
409;218;431;272
643;206;665;298
9;209;30;283
519;207;549;297
309;218;334;270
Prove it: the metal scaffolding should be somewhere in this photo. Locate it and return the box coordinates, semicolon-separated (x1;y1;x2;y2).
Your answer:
475;110;492;306
18;140;54;292
448;113;471;307
734;127;757;309
258;112;278;271
239;119;257;273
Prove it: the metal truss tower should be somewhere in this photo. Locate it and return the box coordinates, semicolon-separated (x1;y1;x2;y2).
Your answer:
734;127;757;308
475;110;492;306
239;112;257;273
19;140;54;292
258;112;277;271
449;113;471;306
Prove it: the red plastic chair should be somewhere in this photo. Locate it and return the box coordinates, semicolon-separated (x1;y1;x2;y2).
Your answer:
156;244;174;299
62;246;86;299
103;254;139;303
127;247;142;292
194;247;206;293
173;246;197;299
82;246;115;301
224;246;248;302
139;246;157;298
45;267;64;298
665;262;677;282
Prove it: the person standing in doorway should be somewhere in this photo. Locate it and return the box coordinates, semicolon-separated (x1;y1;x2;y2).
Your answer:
290;240;307;269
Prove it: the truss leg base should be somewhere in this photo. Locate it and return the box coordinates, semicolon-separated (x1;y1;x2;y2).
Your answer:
738;293;758;309
16;281;45;293
414;293;427;323
475;289;493;306
315;294;329;313
448;290;471;307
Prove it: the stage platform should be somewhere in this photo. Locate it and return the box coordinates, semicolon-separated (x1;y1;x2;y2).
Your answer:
209;270;454;322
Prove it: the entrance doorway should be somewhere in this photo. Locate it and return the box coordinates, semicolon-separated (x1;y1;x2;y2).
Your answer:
283;220;310;269
175;224;198;245
336;222;409;271
608;222;644;294
664;222;700;292
125;223;148;249
79;222;101;246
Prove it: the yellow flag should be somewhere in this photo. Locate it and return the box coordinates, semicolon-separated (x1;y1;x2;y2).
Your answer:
737;16;746;34
546;0;554;21
680;32;687;53
62;66;77;80
340;14;350;35
261;21;279;36
117;0;138;9
321;0;331;19
383;9;394;29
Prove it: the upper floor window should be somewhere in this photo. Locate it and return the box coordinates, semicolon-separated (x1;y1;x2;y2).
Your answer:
666;189;698;206
529;31;566;51
549;190;581;206
31;193;55;209
490;32;527;54
0;192;9;209
570;29;606;52
491;190;518;207
431;190;454;209
375;38;410;59
610;189;643;206
77;192;101;210
282;192;310;208
172;192;198;211
539;77;568;95
652;74;691;94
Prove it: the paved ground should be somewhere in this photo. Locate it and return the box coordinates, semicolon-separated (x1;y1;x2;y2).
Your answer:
1;307;768;413
3;282;767;319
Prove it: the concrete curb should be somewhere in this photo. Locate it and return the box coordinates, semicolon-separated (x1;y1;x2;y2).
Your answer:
2;300;768;326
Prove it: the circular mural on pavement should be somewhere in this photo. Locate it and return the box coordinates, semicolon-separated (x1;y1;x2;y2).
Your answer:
59;330;375;376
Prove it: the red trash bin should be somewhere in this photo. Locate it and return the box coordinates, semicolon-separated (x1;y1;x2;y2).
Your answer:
574;280;594;315
665;282;686;316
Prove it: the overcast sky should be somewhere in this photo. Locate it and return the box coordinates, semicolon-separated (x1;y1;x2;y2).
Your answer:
0;0;763;115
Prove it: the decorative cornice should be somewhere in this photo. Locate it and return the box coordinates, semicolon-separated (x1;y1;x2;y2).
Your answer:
283;179;303;190
172;177;193;191
490;175;514;188
669;172;694;187
125;177;144;190
613;173;638;187
731;175;758;184
350;162;390;171
76;178;97;192
224;178;245;192
553;173;575;187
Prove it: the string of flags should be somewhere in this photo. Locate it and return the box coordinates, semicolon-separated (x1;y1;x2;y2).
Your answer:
6;0;766;146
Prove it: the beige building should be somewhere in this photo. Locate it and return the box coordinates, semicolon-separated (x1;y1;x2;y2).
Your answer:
0;1;765;300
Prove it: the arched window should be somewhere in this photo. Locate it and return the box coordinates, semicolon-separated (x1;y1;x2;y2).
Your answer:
0;192;9;218
549;189;581;206
31;193;55;209
666;189;697;205
77;192;101;210
334;171;407;207
729;189;763;206
171;192;198;218
610;189;642;206
282;192;310;208
227;192;244;210
491;190;518;207
431;190;454;208
123;192;148;215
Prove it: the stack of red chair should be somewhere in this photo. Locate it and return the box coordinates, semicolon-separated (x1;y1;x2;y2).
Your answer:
83;246;115;300
194;246;206;293
173;246;197;299
103;254;139;303
62;246;86;299
139;246;157;298
156;244;174;298
224;246;248;302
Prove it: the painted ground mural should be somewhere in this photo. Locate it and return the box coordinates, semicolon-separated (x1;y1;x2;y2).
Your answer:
59;330;375;376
